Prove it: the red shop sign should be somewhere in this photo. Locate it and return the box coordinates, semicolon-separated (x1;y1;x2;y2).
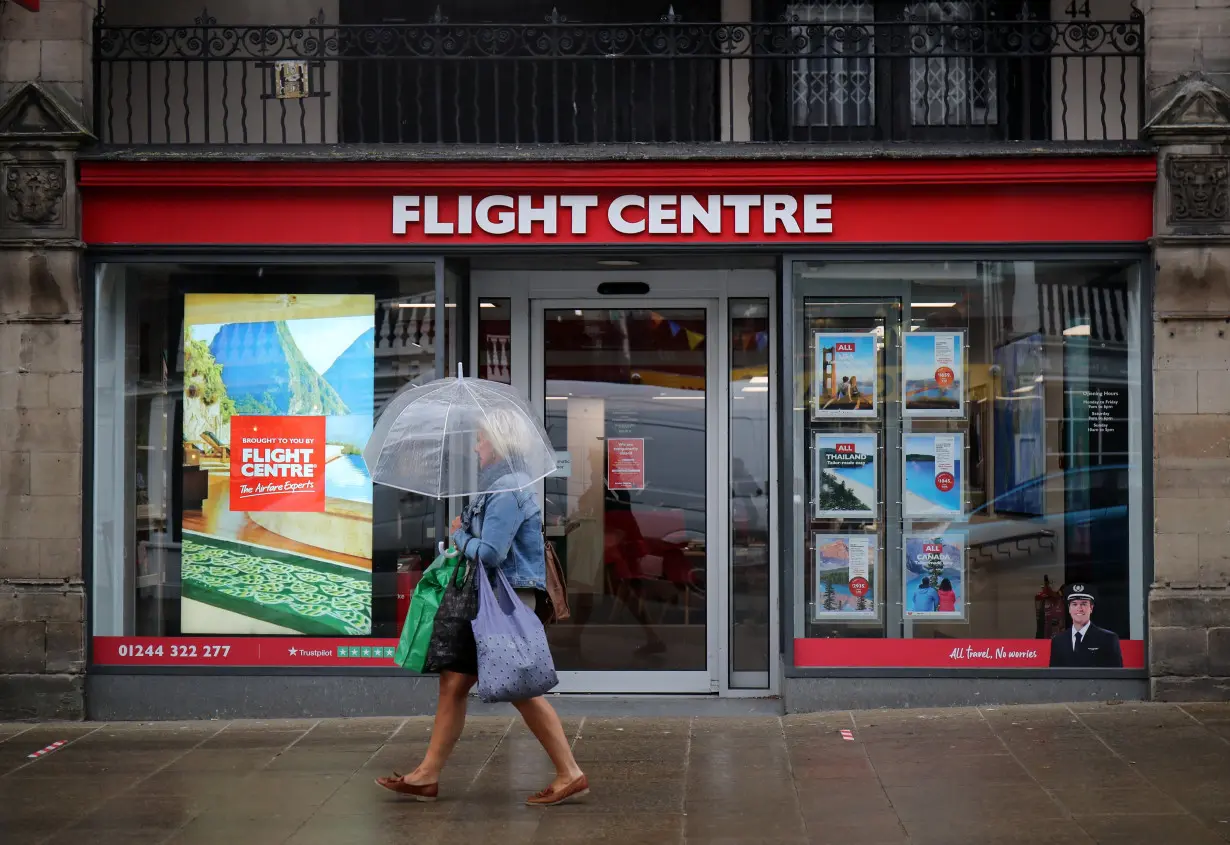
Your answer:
79;158;1156;246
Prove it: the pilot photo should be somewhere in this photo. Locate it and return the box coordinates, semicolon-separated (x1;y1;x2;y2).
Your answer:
1049;583;1124;668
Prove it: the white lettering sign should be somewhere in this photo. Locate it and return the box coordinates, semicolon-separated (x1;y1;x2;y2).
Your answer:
391;193;834;237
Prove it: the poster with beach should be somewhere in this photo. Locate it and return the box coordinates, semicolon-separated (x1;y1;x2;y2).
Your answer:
903;433;965;518
813;533;878;621
813;434;878;519
180;293;376;636
903;332;964;417
813;333;877;418
904;533;966;620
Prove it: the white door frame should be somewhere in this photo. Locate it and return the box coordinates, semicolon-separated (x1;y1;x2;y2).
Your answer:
470;268;778;696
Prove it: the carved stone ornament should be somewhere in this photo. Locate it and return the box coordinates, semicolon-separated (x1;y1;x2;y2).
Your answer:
1167;156;1230;226
5;163;66;225
0;82;93;144
1144;73;1230;142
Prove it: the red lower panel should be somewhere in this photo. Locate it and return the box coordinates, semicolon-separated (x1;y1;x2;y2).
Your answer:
794;638;1145;669
95;636;1145;669
93;636;401;667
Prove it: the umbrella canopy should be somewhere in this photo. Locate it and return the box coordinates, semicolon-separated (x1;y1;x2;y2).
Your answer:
363;367;556;499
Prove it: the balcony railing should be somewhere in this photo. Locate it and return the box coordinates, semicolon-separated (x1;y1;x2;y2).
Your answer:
94;9;1145;147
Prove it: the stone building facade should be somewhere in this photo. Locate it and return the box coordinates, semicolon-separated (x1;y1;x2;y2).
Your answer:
0;0;1229;717
1143;0;1230;700
0;0;95;719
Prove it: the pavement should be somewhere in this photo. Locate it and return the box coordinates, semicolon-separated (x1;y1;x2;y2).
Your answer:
3;701;1230;845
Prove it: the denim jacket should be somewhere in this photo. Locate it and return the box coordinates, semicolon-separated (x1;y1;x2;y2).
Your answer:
451;467;546;591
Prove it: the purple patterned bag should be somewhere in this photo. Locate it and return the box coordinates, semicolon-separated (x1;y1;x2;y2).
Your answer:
472;566;559;703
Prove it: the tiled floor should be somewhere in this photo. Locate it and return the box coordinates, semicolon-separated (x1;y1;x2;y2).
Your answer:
3;702;1230;844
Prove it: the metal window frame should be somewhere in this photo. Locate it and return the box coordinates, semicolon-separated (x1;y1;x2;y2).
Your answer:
80;243;1151;687
779;247;1152;681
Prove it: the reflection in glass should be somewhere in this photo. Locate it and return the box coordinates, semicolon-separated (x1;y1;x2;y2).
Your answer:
91;263;451;639
542;308;707;672
793;260;1143;647
801;301;891;640
730;300;771;687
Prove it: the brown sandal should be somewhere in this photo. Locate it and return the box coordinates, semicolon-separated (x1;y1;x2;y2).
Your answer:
375;771;439;802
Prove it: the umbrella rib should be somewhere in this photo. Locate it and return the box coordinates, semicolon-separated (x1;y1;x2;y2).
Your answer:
438;394;453;500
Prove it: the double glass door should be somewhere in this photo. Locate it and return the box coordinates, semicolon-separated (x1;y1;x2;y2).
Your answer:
532;303;715;693
472;266;777;696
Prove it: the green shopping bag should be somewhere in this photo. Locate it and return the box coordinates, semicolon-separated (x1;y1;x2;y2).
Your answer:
394;547;460;672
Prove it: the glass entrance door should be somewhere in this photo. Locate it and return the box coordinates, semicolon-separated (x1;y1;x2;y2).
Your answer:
532;303;715;693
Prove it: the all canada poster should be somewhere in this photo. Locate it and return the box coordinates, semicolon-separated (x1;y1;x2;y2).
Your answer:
814;533;878;621
180;293;376;637
903;533;966;620
813;433;878;519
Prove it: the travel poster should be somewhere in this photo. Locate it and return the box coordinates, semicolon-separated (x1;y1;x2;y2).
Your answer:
814;533;878;621
903;331;965;417
904;533;966;620
813;433;878;519
813;332;877;418
180;293;376;637
903;433;964;518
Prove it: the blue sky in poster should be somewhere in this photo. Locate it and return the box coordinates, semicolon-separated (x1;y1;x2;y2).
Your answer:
903;333;961;374
816;334;876;386
190;316;372;375
904;434;963;513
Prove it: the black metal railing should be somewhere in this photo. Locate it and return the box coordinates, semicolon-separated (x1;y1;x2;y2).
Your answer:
94;9;1145;146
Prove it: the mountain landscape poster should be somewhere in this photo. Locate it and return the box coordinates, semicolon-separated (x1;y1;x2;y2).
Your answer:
903;331;964;417
813;533;878;621
813;433;878;519
903;533;966;620
180;293;375;636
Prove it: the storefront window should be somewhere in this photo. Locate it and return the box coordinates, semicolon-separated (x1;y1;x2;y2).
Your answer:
91;263;455;639
730;300;772;688
790;259;1146;668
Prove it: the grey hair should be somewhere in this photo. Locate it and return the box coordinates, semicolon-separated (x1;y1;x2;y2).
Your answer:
479;406;535;459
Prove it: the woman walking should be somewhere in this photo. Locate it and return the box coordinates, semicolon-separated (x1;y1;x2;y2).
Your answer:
377;409;587;806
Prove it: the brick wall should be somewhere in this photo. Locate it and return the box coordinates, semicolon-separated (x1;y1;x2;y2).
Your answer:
0;0;95;719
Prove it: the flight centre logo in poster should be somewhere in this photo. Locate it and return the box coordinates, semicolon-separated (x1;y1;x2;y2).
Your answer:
180;293;375;637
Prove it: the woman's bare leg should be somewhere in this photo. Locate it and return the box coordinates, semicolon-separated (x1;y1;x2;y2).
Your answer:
403;670;476;784
512;696;584;790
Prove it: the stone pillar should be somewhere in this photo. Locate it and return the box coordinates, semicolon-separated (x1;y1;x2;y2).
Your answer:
1145;73;1230;700
0;1;96;720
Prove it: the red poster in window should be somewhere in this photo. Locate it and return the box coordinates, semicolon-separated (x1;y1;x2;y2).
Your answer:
229;415;326;512
607;437;645;491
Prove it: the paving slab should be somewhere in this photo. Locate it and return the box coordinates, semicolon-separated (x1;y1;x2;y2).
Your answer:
1;702;1229;844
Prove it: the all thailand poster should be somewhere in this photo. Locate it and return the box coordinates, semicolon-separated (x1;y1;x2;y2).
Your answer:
180;293;375;636
813;533;878;621
813;433;878;519
904;533;966;620
903;433;965;518
903;332;965;417
813;333;877;418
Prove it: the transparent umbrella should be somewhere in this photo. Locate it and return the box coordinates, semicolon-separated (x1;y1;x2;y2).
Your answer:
362;365;556;499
